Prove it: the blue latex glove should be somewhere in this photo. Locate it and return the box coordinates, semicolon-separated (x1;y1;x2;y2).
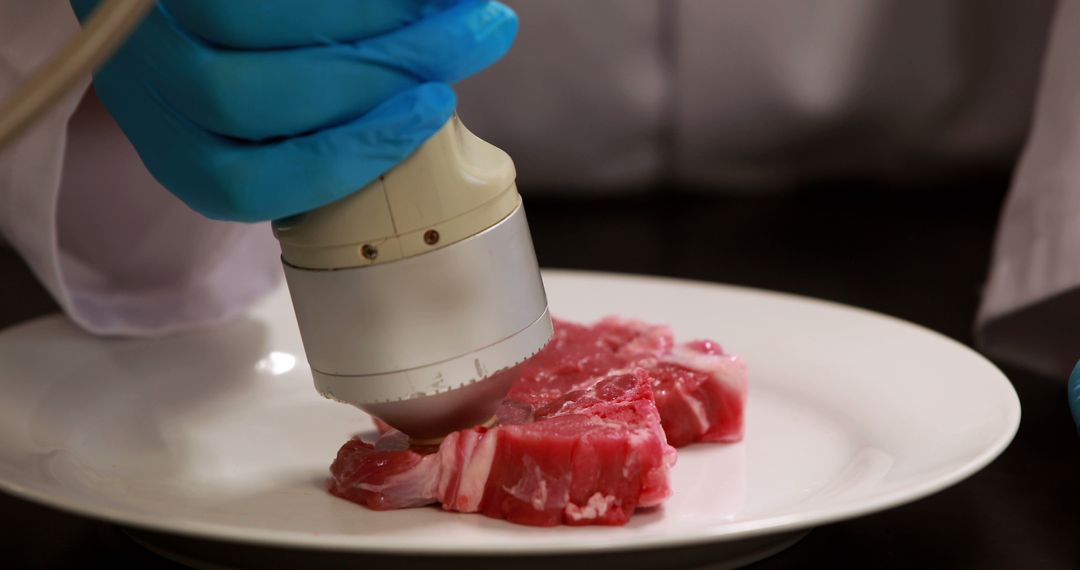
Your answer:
1070;361;1080;433
69;0;517;222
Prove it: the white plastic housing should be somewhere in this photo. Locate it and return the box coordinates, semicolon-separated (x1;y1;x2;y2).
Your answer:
274;115;521;269
273;118;552;439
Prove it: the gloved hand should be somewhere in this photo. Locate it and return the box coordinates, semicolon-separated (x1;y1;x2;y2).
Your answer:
69;0;517;222
1070;361;1080;433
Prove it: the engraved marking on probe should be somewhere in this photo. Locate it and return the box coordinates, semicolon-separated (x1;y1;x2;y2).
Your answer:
372;321;549;403
314;309;553;404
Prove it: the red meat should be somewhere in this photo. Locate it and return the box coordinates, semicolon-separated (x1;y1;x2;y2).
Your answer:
328;316;748;526
508;318;747;447
328;370;675;526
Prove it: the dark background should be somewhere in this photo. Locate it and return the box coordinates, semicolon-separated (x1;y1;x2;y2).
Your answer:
2;178;1079;568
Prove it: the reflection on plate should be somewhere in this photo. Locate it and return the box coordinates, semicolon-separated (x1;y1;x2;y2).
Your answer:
0;270;1019;567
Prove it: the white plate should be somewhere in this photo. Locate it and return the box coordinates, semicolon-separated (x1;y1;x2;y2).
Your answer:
0;270;1019;557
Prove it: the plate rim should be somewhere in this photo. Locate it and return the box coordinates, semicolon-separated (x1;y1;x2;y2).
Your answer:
0;269;1021;555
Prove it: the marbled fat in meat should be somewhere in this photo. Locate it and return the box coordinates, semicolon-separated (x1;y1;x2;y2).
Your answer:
327;317;748;526
508;318;747;447
328;371;675;526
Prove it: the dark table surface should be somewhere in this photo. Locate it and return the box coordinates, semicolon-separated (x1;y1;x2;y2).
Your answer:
2;184;1078;569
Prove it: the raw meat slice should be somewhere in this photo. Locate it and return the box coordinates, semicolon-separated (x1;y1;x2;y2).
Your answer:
507;317;748;447
328;316;748;526
369;318;748;446
648;340;747;447
328;370;675;526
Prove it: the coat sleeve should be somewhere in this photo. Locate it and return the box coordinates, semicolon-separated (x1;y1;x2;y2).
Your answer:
977;0;1080;377
0;0;282;337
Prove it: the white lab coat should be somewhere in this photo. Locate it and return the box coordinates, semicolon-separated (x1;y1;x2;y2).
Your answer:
0;0;1076;375
0;0;282;336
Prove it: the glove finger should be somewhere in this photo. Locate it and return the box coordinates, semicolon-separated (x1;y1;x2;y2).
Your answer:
94;75;456;222
355;0;519;83
224;83;458;221
102;1;514;141
160;0;463;49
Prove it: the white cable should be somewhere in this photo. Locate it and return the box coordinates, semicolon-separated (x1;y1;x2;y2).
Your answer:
0;0;153;149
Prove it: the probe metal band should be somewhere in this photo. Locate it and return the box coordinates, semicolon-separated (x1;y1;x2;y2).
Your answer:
281;203;550;404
